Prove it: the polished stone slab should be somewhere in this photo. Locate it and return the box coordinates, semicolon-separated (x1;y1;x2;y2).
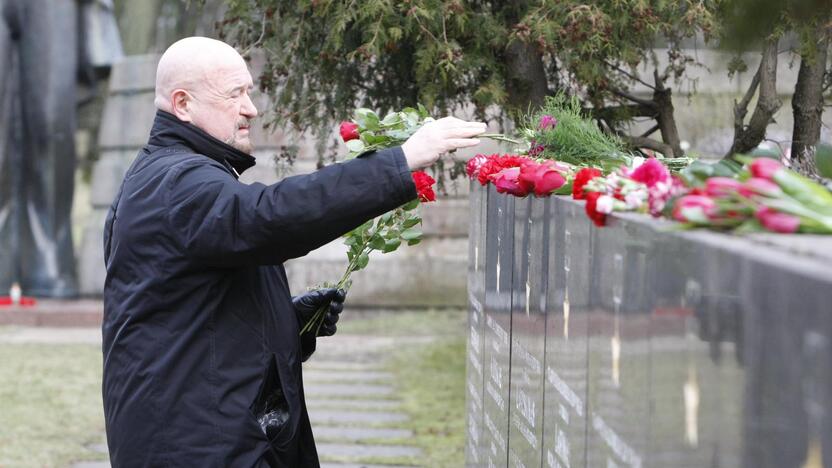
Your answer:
468;188;832;468
508;197;547;468
480;186;515;467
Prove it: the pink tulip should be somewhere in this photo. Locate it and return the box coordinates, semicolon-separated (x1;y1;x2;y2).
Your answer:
739;177;782;198
749;158;783;181
705;177;743;198
755;206;800;233
672;195;717;223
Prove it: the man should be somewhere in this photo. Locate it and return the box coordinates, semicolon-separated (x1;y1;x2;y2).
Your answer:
102;36;485;467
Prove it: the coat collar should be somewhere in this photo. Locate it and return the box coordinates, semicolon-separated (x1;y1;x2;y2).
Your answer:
147;110;256;177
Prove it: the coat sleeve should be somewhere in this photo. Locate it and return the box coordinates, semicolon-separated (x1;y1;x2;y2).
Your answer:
165;147;417;267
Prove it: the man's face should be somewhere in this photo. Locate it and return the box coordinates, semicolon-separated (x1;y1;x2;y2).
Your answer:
188;60;258;154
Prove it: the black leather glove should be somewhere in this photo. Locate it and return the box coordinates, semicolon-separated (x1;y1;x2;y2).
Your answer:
293;288;346;337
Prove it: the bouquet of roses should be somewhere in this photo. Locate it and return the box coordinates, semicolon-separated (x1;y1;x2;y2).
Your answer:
465;153;574;197
671;157;832;234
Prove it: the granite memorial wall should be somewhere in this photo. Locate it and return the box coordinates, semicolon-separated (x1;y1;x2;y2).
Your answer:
466;183;832;468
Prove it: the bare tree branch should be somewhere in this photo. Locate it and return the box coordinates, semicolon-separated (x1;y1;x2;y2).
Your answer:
609;87;656;108
640;124;660;138
604;60;657;90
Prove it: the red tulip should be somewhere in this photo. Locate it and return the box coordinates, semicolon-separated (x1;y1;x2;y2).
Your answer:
672;195;717;223
705;177;743;198
739;177;782;198
749;158;782;181
755;206;799;233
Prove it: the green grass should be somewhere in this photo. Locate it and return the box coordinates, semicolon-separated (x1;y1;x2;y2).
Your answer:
388;335;467;467
0;343;106;467
337;308;467;337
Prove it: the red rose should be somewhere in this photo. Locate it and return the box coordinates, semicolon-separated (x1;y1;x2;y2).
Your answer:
518;160;542;193
519;160;566;197
339;121;360;142
572;167;603;200
491;167;531;197
584;192;607;227
629;158;670;188
412;171;436;202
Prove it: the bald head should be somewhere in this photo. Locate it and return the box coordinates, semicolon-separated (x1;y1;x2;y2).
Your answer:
155;37;258;153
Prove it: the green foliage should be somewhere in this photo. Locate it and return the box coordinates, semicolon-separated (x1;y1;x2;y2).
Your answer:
345;105;431;158
526;94;628;170
220;1;720;146
300;200;424;334
679;158;744;186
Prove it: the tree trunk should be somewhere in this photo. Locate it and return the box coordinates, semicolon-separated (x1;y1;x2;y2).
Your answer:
652;74;683;157
503;39;550;117
791;29;829;178
727;39;781;157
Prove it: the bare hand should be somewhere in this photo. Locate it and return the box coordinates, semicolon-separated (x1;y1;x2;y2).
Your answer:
401;117;487;170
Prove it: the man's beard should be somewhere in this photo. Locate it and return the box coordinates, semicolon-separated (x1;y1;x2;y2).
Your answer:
226;120;254;154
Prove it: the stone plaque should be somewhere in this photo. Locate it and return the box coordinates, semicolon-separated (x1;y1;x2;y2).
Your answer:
585;216;650;468
481;186;515;467
541;199;590;468
465;183;488;466
508;197;547;467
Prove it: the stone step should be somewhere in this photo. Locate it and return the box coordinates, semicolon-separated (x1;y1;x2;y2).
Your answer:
305;384;395;398
313;426;413;441
304;370;394;383
306;399;401;411
309;410;409;425
317;443;422;459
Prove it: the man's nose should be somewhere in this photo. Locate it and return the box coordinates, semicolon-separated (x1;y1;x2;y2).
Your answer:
241;93;258;119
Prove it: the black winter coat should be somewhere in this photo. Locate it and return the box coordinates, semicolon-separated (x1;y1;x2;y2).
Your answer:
102;111;416;467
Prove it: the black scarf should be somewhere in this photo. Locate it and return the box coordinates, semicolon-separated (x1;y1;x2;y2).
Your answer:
147;110;256;177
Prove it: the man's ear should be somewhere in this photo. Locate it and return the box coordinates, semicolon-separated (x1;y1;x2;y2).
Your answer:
170;89;193;122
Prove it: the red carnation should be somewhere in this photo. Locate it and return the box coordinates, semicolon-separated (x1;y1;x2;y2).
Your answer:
629;158;670;188
585;192;607;227
572;167;603;200
466;154;489;178
339;121;360;142
412;171;436;202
